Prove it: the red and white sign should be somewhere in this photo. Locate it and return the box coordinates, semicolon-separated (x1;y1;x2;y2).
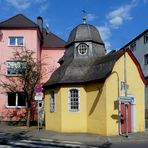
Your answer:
34;84;42;93
35;93;42;101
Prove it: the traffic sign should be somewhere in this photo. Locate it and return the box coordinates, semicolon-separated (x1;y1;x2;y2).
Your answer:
119;96;132;103
35;94;42;101
35;84;42;93
121;81;126;92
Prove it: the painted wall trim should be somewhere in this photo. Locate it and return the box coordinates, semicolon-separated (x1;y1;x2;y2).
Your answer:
126;48;147;85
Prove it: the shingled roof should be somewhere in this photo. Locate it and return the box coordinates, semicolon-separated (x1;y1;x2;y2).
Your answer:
42;29;66;48
0;14;38;29
66;24;104;47
43;49;125;88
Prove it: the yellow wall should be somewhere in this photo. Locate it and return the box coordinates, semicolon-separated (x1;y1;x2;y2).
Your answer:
105;53;145;135
60;85;87;132
44;52;145;135
44;87;62;131
86;82;107;135
45;84;87;133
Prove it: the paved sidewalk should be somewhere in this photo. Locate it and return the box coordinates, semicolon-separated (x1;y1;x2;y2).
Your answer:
0;124;148;146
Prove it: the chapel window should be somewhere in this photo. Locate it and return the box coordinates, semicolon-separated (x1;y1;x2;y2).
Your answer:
68;88;80;112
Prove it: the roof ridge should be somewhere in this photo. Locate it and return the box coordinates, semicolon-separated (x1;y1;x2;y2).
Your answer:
19;14;38;26
0;13;38;28
0;14;21;24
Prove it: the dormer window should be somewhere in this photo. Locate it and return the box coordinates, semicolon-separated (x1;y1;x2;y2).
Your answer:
77;43;88;55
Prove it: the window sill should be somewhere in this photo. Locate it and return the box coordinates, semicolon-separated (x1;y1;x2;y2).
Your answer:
6;74;23;77
68;110;80;112
8;45;24;47
6;106;27;109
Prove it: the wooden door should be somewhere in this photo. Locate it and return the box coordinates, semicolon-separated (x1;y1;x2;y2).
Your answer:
121;103;132;134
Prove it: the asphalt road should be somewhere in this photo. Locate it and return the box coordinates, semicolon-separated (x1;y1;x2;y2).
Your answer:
0;139;148;148
112;141;148;148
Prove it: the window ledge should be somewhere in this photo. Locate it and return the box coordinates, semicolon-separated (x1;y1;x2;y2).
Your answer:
6;74;23;77
8;45;24;47
6;106;27;109
68;110;80;112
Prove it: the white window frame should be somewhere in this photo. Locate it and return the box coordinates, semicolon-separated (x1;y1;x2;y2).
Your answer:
50;90;56;112
6;61;26;76
77;43;88;55
144;54;148;65
68;88;80;112
130;42;136;52
6;92;27;108
144;33;148;44
8;36;24;46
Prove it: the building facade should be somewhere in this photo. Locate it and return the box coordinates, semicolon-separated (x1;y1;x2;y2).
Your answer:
44;23;145;136
121;29;148;122
0;14;65;124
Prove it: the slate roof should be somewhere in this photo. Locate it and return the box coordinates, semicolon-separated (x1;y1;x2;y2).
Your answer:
0;14;38;29
43;49;125;88
42;29;66;48
0;14;66;48
66;24;104;47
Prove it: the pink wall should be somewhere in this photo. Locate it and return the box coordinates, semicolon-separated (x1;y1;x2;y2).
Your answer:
41;48;65;84
0;29;40;122
0;28;65;123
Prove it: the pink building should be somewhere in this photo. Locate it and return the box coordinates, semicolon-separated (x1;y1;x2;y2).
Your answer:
0;14;65;124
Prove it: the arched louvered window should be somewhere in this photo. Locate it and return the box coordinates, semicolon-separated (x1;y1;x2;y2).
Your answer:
68;88;80;112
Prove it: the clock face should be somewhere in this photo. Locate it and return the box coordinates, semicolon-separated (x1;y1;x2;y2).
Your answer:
77;43;88;55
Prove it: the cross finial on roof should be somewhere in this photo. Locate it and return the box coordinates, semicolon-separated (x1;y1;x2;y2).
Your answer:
82;10;87;24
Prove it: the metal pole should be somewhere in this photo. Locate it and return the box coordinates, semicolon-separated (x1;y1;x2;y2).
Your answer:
124;49;128;137
126;104;128;137
38;100;40;131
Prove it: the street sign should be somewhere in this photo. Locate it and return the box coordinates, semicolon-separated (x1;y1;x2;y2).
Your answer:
35;94;42;101
119;96;132;103
35;84;42;93
121;81;126;92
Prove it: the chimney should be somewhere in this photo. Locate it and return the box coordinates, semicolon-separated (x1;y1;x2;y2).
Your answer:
37;16;43;33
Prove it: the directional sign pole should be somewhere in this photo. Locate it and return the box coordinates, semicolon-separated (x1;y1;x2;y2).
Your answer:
126;103;128;137
34;84;42;132
35;93;42;132
37;99;40;131
124;49;128;138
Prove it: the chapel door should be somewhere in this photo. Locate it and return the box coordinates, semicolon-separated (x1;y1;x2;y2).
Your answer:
121;103;132;134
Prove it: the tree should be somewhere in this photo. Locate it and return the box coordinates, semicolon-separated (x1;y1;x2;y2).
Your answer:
0;47;53;127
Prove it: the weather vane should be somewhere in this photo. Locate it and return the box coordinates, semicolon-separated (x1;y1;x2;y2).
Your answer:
82;10;87;24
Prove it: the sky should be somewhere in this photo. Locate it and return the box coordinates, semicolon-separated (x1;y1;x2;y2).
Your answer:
0;0;147;51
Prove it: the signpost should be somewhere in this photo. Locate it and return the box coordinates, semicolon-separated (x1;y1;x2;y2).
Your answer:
34;84;42;131
119;96;132;104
